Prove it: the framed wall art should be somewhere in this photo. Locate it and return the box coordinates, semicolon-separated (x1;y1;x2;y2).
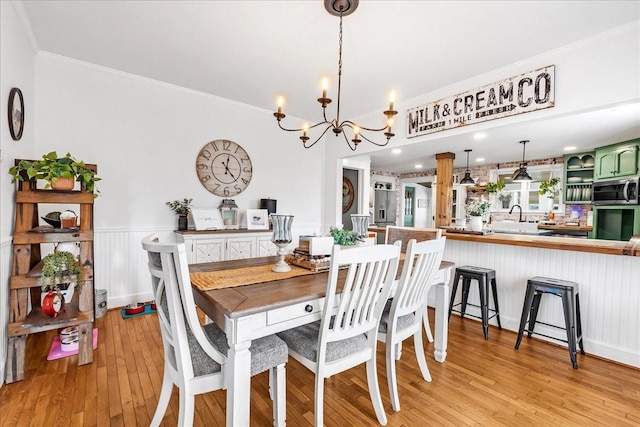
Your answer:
8;88;24;141
192;208;224;231
246;209;269;230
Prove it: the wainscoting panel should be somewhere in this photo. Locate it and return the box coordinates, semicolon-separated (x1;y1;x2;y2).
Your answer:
1;240;12;387
442;240;640;367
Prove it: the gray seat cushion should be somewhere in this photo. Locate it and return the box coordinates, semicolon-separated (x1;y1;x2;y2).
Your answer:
277;320;368;363
378;299;415;334
194;321;288;377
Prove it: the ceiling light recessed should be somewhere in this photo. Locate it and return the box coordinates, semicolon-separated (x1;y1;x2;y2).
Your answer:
564;146;577;151
392;148;402;154
476;157;485;162
414;164;423;169
473;132;487;140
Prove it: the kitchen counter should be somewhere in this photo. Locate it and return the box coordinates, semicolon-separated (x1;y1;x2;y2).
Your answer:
442;230;639;257
537;224;592;231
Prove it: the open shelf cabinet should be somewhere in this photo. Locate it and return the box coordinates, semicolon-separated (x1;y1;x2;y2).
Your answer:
6;161;97;383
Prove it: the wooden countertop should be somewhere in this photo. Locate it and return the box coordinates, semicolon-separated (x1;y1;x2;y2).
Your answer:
538;224;592;231
442;230;640;257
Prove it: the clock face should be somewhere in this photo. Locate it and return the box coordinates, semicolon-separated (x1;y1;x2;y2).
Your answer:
195;140;253;197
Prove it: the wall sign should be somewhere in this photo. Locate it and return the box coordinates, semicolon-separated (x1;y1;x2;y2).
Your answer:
406;65;555;138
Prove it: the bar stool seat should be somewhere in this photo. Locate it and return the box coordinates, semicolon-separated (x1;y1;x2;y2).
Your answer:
448;265;501;339
515;276;585;369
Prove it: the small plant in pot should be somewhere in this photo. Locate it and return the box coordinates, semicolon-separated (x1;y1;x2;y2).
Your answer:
8;151;100;196
498;192;512;208
465;200;492;232
40;251;83;316
166;198;193;231
330;226;362;246
484;180;505;194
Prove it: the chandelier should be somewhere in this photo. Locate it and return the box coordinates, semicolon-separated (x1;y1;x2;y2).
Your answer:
273;0;397;151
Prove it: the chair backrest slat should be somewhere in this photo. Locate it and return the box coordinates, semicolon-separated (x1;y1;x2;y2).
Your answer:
321;244;400;343
393;238;446;319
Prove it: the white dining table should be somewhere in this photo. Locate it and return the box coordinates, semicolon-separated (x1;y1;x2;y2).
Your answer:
191;256;454;427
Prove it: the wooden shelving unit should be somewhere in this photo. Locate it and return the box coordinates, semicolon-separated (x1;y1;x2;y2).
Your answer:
6;161;97;383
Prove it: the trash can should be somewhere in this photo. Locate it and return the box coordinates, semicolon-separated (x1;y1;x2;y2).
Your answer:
95;289;108;318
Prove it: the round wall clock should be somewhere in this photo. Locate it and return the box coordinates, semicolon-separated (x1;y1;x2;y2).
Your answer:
342;177;354;213
195;139;253;197
8;88;24;141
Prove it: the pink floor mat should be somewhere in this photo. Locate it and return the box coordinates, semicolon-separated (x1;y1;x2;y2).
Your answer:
47;328;98;361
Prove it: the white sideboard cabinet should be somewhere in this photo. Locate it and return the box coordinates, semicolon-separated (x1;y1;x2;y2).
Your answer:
175;230;277;264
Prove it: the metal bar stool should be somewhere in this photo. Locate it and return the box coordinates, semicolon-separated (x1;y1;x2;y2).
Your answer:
448;266;501;339
515;276;585;369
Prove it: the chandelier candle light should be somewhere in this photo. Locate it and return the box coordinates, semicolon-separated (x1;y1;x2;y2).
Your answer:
273;0;397;151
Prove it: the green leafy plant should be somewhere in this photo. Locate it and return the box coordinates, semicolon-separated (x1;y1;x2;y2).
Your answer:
465;200;492;218
8;151;100;197
166;198;193;216
40;251;82;293
484;180;505;193
330;226;362;246
498;193;512;202
539;177;561;198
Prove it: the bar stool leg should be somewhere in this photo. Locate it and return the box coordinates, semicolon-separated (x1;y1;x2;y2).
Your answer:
478;276;489;340
460;278;472;318
490;277;502;329
576;293;585;354
562;290;578;369
448;271;462;321
527;291;543;338
515;283;536;350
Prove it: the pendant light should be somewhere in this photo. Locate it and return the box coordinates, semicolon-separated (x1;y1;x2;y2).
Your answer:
512;140;533;182
459;149;475;186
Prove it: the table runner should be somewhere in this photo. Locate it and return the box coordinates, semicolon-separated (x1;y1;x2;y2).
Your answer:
190;264;317;291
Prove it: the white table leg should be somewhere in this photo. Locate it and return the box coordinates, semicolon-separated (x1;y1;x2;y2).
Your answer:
226;336;252;427
434;276;450;363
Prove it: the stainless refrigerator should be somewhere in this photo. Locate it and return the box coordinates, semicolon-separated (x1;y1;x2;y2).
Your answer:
374;189;397;227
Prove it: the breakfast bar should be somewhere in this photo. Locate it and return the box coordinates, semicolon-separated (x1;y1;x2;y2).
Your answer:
440;231;640;368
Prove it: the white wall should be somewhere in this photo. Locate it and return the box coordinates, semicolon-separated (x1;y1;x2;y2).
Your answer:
31;54;325;306
0;1;37;388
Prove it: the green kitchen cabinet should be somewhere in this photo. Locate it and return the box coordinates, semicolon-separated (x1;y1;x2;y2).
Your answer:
594;139;639;181
592;206;640;241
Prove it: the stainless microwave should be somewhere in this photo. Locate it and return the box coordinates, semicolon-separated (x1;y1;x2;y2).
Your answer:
592;177;639;205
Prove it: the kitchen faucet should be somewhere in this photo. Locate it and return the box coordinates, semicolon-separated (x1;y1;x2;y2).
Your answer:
509;204;524;222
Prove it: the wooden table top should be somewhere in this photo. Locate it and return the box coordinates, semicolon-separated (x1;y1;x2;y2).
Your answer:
190;256;455;323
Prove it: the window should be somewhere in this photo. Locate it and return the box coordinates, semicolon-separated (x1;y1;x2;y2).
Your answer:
489;165;563;214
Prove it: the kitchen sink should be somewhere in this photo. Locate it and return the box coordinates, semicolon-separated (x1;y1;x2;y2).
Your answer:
489;221;552;235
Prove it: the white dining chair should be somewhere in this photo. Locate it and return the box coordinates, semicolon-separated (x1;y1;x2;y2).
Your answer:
377;237;446;412
141;234;288;427
385;226;443;343
277;243;401;426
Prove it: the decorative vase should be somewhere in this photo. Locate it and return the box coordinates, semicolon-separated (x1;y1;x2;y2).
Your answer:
469;216;483;232
178;215;188;231
51;176;75;191
350;214;369;243
270;214;294;272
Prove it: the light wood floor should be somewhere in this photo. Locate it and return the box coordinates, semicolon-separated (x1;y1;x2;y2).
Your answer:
1;307;639;426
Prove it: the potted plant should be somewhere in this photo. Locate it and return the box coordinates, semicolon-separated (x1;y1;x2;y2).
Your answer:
40;251;83;314
539;177;561;198
8;151;100;196
498;192;512;209
166;198;193;231
329;226;362;246
465;200;491;232
484;180;505;194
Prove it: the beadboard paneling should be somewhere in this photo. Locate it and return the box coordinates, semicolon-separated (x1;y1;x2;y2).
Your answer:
442;239;640;367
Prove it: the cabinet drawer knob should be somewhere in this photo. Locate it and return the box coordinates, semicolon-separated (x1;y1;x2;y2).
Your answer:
304;304;313;313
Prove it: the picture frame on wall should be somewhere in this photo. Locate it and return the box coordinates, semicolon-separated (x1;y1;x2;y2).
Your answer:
246;209;269;230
